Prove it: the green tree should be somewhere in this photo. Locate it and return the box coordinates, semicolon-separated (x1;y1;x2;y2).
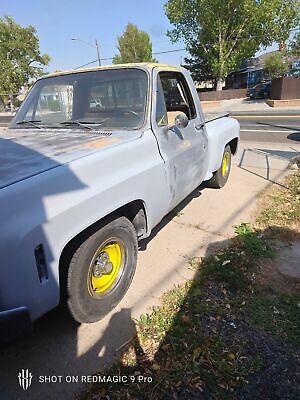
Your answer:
183;46;217;88
263;52;288;80
113;23;157;64
165;0;299;90
0;16;50;107
289;31;300;57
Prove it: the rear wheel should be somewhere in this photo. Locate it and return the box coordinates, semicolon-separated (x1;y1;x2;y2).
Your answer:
67;217;137;323
207;145;232;189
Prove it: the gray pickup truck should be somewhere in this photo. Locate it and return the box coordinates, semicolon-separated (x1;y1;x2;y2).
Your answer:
0;63;239;341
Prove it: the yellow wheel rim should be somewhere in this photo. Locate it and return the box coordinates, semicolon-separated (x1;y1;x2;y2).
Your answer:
89;242;123;295
222;152;229;176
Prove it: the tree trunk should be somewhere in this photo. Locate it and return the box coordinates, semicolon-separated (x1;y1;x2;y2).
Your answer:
217;29;224;91
216;79;223;91
9;94;14;113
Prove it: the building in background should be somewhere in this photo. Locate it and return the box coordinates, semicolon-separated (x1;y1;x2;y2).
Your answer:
226;50;300;90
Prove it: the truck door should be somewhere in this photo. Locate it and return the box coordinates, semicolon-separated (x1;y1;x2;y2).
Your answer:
151;68;208;210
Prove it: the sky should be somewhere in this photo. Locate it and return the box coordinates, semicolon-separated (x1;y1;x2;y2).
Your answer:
1;0;296;74
0;0;188;72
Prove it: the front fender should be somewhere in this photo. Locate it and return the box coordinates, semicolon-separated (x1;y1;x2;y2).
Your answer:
0;130;167;321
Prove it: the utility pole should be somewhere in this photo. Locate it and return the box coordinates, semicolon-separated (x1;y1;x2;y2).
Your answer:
95;39;101;66
72;38;101;66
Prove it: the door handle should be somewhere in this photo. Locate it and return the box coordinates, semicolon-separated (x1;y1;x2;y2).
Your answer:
195;122;205;131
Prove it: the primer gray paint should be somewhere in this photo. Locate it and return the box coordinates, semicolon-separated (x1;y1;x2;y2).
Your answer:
0;65;239;321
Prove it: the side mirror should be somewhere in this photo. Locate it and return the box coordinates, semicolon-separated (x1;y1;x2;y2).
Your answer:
174;113;189;129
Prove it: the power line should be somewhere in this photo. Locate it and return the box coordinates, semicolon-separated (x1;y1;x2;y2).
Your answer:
153;48;185;55
74;59;99;69
74;39;179;48
73;48;186;69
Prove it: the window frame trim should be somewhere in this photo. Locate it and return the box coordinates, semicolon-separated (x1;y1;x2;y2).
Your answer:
158;71;197;121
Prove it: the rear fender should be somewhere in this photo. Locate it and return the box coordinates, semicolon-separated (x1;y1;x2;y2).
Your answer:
205;117;240;178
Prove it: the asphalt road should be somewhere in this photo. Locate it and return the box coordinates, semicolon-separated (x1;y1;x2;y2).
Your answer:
231;110;300;143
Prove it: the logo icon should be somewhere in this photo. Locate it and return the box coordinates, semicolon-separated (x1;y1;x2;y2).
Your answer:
18;369;33;390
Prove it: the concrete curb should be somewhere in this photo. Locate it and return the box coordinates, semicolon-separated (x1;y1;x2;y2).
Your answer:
267;99;300;108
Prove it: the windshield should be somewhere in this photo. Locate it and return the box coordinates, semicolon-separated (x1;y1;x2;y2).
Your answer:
12;68;148;130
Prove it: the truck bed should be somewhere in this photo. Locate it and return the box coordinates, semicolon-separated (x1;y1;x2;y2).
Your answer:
204;112;230;123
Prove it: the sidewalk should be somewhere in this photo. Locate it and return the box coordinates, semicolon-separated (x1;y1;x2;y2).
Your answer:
202;98;300;113
0;112;14;116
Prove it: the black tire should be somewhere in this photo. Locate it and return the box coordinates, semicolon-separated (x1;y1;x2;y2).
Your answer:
206;145;232;189
67;217;137;323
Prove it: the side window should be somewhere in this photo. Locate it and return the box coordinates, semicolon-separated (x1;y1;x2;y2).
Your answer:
159;72;196;121
156;76;167;126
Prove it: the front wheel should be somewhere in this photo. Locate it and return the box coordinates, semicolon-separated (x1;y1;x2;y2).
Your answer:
206;145;232;189
67;217;137;323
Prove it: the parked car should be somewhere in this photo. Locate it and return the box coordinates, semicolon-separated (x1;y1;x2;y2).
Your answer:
287;69;300;78
89;97;102;109
247;82;271;99
0;64;240;343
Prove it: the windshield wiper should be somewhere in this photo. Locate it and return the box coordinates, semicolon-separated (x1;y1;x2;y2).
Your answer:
16;120;42;129
59;120;106;130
